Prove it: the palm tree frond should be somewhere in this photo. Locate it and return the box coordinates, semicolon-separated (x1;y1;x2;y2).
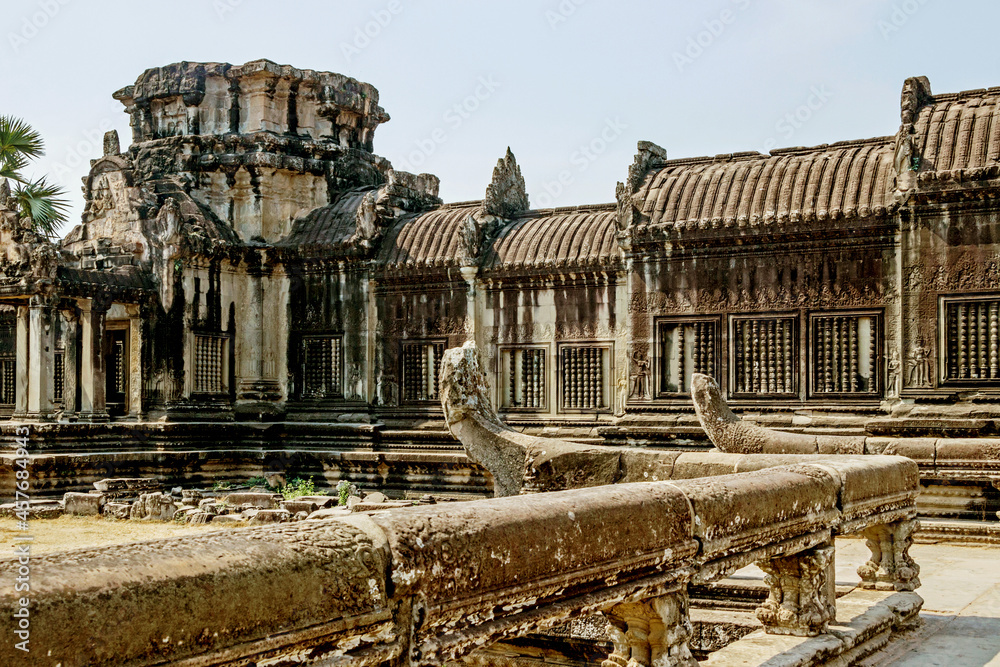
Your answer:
12;177;70;238
0;153;29;182
0;115;45;162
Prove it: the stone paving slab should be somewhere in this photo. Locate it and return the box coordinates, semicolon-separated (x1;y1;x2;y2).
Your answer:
731;538;1000;665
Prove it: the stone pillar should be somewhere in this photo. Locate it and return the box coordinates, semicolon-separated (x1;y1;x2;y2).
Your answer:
756;543;837;636
238;268;264;398
60;309;79;419
602;591;697;667
127;305;142;418
13;305;28;419
858;518;921;592
78;299;108;422
460;265;478;343
26;296;56;421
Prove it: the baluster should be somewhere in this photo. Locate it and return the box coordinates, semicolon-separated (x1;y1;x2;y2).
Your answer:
533;349;541;407
972;304;980;379
784;320;793;393
776;322;785;393
841;318;850;392
744;321;753;394
590;347;598;409
571;348;577;409
948;306;958;380
562;350;570;409
707;322;715;378
526;350;534;408
509;350;517;407
980;304;989;379
830;317;841;391
850;318;859;392
677;325;686;392
596;348;604;408
735;321;745;393
959;304;968;379
538;351;545;407
824;318;833;392
584;348;592;409
991;302;999;379
429;345;437;400
869;317;878;393
752;320;761;393
769;320;778;393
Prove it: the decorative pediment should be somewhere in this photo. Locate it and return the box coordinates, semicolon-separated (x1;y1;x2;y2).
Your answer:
482;148;529;219
616;141;666;232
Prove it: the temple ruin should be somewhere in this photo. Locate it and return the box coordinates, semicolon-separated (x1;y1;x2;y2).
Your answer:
2;59;1000;664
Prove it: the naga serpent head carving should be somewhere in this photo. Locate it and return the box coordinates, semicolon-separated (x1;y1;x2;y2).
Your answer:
439;341;503;429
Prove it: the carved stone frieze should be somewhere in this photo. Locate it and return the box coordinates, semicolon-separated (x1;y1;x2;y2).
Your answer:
375;317;468;338
629;279;888;315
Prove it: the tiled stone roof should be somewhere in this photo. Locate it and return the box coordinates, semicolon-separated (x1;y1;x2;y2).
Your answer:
912;87;1000;177
378;204;479;271
375;203;621;275
634;138;896;233
280;188;372;249
483;206;620;273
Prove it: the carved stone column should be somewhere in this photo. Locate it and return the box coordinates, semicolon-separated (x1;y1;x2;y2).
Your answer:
756;544;837;636
78;299;108;422
26;295;56;421
13;305;28;419
460;265;478;343
858;518;921;592
602;591;697;667
60;308;79;419
126;305;142;418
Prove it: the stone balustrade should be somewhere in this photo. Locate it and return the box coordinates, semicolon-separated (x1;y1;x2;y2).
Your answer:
0;454;920;666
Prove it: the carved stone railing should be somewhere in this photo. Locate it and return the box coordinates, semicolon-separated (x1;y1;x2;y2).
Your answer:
0;454;921;666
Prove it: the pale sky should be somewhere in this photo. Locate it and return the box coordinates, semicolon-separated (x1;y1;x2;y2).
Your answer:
4;0;998;234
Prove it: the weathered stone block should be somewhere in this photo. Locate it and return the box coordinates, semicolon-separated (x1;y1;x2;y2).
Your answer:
187;511;213;525
295;495;337;509
129;493;177;521
221;492;282;509
93;478;161;499
63;492;101;516
282;500;318;515
103;502;132;520
247;509;291;524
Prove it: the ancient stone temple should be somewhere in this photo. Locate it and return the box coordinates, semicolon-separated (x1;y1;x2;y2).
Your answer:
3;59;1000;667
4;61;1000;506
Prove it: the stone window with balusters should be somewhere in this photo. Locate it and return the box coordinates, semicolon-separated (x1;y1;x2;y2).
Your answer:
809;312;880;396
401;340;446;403
943;296;1000;383
656;318;719;395
499;347;547;411
558;344;611;412
730;315;798;397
